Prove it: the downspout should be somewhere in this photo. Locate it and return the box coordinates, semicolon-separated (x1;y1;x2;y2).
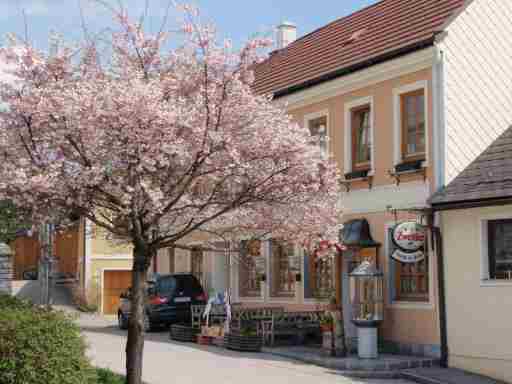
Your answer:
433;220;449;368
432;42;449;368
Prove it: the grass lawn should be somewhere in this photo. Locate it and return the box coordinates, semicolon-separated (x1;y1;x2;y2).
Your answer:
96;368;125;384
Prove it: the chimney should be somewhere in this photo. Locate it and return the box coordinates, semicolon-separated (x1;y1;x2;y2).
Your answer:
276;21;297;49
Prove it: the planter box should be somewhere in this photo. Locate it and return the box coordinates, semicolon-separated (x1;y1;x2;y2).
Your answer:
225;333;262;352
170;325;199;343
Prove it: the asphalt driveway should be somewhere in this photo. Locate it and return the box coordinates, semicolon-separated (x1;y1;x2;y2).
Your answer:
79;315;413;384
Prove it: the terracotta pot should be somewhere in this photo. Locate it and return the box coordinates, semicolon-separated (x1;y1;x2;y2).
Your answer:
320;324;333;333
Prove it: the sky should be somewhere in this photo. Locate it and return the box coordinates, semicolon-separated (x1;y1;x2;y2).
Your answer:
0;0;379;50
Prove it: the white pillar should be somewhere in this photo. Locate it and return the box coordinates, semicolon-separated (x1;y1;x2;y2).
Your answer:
357;327;378;359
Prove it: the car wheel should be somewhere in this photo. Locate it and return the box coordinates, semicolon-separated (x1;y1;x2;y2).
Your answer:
118;312;128;330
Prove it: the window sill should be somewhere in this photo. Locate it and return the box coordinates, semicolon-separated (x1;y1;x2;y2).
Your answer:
480;280;512;287
389;301;433;310
341;170;374;191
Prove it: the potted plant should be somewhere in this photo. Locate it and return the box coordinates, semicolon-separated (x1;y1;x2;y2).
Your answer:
320;313;334;333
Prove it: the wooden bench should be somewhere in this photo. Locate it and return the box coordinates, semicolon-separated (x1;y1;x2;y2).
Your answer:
230;306;285;334
261;311;323;346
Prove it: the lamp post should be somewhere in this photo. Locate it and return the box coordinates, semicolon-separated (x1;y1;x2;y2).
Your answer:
349;261;384;359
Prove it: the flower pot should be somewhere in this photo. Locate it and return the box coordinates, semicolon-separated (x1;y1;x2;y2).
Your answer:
320;324;333;333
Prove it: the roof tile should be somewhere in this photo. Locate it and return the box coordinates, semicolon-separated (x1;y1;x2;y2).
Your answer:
254;0;466;96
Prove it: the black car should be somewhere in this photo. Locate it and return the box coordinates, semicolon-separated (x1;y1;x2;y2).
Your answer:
118;273;207;331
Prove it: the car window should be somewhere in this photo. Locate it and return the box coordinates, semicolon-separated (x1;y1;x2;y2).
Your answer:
178;276;203;295
156;276;177;297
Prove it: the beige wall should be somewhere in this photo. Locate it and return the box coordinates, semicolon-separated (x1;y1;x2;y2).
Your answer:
288;68;434;191
87;258;133;308
441;206;512;383
344;211;440;347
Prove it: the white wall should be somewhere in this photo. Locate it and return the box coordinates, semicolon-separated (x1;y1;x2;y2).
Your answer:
441;206;512;382
440;0;512;185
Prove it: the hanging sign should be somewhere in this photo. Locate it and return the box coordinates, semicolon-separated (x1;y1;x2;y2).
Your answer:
391;221;426;263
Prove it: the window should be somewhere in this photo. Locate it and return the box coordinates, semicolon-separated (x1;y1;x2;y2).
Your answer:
191;247;203;285
304;251;335;300
238;240;262;298
351;105;372;170
389;227;429;302
270;241;296;298
394;259;429;302
488;220;512;280
307;114;328;154
401;89;426;160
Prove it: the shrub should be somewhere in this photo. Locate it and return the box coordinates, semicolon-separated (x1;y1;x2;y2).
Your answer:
95;368;125;384
0;294;96;384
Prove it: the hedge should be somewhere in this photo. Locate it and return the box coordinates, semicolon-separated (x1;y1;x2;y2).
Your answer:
0;294;96;384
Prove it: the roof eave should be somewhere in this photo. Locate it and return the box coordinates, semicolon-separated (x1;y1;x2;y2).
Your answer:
431;196;512;212
271;37;436;99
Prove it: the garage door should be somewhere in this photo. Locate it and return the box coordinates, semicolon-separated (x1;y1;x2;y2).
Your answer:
103;270;132;315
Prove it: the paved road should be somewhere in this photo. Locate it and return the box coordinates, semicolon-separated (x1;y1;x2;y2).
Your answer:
79;315;413;384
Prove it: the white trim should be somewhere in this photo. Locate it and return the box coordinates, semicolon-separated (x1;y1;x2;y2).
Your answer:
100;267;132;315
84;219;92;291
480;281;512;288
340;180;430;215
304;109;330;157
392;80;430;166
432;46;446;191
344;96;375;174
385;221;435;307
388;302;434;310
281;47;435;110
479;213;512;283
92;255;133;260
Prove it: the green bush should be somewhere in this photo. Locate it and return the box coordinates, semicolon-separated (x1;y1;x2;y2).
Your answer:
95;368;125;384
0;294;97;384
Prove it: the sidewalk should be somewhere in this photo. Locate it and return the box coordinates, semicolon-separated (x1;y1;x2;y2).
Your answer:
263;346;504;384
402;368;505;384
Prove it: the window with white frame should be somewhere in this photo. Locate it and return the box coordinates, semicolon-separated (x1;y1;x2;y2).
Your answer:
270;240;297;298
305;111;329;155
486;219;512;280
238;239;263;297
393;81;428;166
344;97;374;176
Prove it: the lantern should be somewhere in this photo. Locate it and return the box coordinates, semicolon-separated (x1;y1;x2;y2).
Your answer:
349;261;384;359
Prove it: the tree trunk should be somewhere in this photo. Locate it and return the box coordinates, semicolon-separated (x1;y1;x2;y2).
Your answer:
334;252;347;357
126;244;150;384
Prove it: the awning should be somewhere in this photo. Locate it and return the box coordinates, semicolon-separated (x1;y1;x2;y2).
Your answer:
340;219;380;248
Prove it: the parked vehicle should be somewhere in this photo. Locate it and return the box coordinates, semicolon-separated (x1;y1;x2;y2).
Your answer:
117;273;207;331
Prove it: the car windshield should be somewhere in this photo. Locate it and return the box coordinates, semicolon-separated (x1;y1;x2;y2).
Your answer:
156;276;177;297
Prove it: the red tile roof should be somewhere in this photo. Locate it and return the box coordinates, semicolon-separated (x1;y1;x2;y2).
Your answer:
253;0;467;97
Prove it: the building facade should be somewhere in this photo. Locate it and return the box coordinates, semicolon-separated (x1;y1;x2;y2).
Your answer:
163;0;512;358
431;126;512;382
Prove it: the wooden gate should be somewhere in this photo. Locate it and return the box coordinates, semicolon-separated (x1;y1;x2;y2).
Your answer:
11;235;40;280
103;270;132;315
54;227;79;277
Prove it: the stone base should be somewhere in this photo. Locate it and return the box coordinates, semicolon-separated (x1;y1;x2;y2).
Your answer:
0;254;13;295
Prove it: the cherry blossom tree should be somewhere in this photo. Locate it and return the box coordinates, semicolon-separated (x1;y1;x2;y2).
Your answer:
0;6;341;384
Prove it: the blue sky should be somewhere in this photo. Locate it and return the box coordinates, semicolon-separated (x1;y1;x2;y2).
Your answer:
0;0;379;50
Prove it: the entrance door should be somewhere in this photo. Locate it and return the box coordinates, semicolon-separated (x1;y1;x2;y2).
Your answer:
103;270;132;315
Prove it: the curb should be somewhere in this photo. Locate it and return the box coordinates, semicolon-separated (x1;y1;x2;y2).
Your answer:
401;371;446;384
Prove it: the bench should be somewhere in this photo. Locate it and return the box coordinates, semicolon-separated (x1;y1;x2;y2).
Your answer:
230;306;285;334
261;311;323;346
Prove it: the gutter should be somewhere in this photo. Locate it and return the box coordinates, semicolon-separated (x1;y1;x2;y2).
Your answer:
272;37;436;99
431;197;512;212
